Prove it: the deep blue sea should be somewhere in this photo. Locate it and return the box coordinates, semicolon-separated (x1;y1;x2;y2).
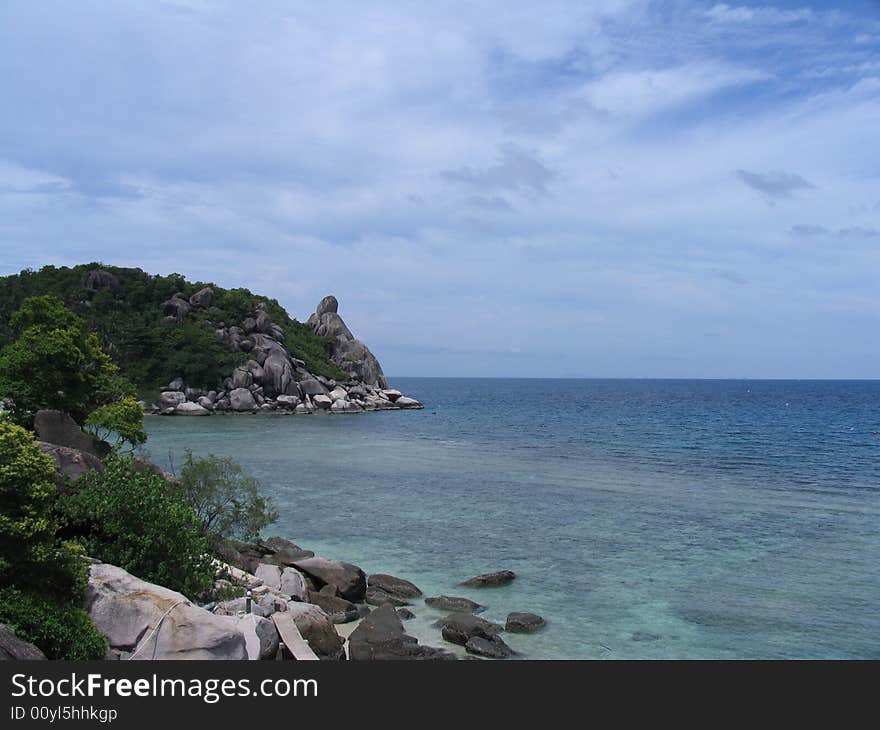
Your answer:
143;379;880;659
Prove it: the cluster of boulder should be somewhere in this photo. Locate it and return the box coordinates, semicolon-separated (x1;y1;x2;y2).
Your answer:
147;293;422;416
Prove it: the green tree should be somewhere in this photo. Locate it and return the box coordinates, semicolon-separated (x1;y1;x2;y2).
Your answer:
57;455;215;599
175;451;278;546
0;295;135;425
85;396;148;451
0;421;88;600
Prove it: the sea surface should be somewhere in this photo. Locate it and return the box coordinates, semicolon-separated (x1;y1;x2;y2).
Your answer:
143;378;880;659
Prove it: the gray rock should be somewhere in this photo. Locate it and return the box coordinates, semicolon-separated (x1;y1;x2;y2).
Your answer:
167;377;185;391
174;401;211;416
279;567;308;600
229;388;257;412
292;557;367;602
396;608;416;621
220;615;278;660
306;590;358;620
82;269;120;294
348;604;454;661
87;562;247;660
328;387;348;402
232;367;253;389
189;287;214;308
254;563;282;591
33;410;109;457
506;612;545;633
465;635;516;659
244;360;265;384
365;587;412;607
275;395;300;409
461;570;516;588
425;596;485;613
38;441;104;483
298;378;329;397
161;296;190;321
368;574;423;599
262;353;293;397
312;394;332;410
158;391;186;410
306;295;388;388
435;613;503;647
197;396;215;410
213;597;272;619
283;602;344;659
0;623;46;660
395;396;423;409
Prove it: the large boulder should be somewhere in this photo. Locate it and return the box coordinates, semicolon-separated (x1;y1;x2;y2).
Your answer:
435;613;503;647
262;353;293;398
506;612;545;633
158;391;186;411
256;537;315;565
425;596;485;614
161;296;191;321
461;570;516;588
232;367;253;389
33;410;109;458
38;442;104;483
86;562;247;660
465;635;516;659
0;623;46;660
220;615;279;660
82;269;121;294
279;567;308;600
283;603;344;659
254;563;282;591
189;287;214;308
348;604;454;661
298;378;329;397
312;394;332;410
367;574;423;599
292;557;367;602
229;388;257;412
174;401;211;416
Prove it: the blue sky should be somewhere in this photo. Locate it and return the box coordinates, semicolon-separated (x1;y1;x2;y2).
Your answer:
1;1;879;378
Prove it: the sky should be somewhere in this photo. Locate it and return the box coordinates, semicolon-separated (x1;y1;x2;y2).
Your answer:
1;1;879;378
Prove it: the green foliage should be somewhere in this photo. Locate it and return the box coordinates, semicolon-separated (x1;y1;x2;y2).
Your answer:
56;454;215;600
0;295;135;425
175;451;278;546
0;264;347;390
85;395;147;451
0;422;88;602
0;587;106;660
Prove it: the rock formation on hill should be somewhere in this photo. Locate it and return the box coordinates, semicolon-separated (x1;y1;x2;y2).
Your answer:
306;295;387;389
150;293;421;416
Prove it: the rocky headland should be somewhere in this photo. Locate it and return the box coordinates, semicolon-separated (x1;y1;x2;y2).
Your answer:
148;292;422;416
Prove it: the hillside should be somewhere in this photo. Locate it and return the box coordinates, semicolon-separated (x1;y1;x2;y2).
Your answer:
0;264;349;394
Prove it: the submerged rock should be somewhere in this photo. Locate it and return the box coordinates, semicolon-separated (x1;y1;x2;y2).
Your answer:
505;612;545;633
348;604;454;661
461;570;516;588
425;596;485;614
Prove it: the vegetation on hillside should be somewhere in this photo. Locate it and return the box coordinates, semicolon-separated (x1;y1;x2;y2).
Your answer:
0;263;347;393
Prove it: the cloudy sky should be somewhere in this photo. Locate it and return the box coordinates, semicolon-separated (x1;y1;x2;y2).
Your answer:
1;1;879;378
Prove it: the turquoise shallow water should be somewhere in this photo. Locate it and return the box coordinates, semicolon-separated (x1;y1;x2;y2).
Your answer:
143;378;880;659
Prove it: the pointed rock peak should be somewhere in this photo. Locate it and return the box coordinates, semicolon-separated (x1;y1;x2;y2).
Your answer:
316;295;338;316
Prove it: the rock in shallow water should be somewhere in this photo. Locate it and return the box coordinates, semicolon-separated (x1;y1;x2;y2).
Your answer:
435;613;504;647
505;612;545;633
425;595;485;613
461;570;516;588
465;635;516;659
348;604;454;660
368;574;423;599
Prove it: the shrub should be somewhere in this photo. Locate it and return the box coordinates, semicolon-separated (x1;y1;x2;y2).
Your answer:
175;451;278;547
0;587;106;660
57;455;215;600
85;395;147;451
0;421;88;602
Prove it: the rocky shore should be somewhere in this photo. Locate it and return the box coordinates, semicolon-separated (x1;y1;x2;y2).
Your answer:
77;536;544;661
145;293;423;416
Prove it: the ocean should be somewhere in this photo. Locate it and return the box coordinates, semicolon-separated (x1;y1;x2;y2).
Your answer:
142;378;880;659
